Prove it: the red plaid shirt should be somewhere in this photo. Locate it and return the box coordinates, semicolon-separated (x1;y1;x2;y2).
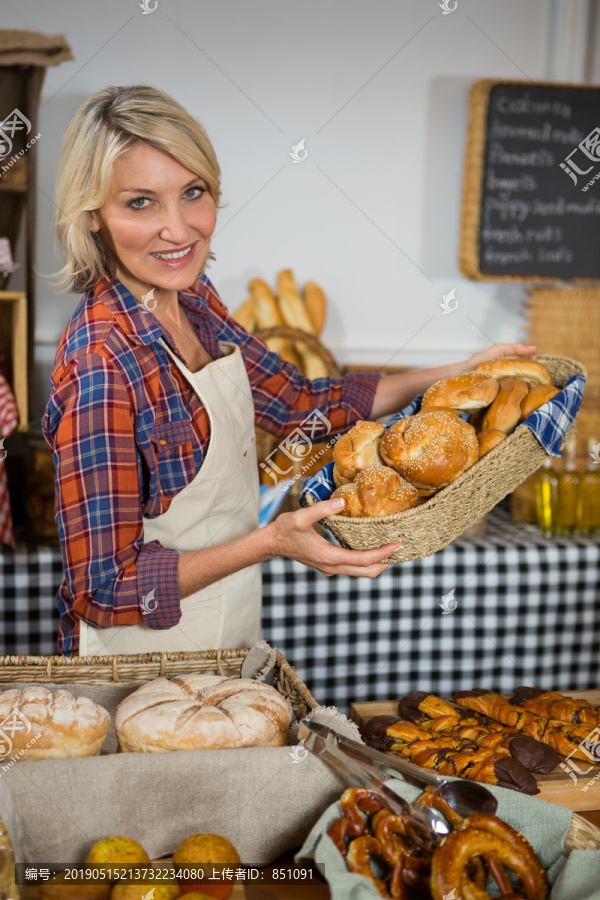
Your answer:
42;273;380;655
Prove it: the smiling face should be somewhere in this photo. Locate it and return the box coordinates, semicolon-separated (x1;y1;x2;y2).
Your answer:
90;142;217;299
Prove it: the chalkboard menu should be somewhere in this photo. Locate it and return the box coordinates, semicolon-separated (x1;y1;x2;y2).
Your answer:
459;80;600;282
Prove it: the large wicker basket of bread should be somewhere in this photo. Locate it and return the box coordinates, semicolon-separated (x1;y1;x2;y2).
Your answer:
302;354;586;562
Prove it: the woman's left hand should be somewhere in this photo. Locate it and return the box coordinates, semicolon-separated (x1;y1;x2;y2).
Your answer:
464;342;537;373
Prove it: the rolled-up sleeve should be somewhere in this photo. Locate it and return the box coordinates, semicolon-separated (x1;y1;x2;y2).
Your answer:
43;352;181;630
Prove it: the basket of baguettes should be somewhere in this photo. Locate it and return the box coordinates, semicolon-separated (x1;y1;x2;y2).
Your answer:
301;354;586;561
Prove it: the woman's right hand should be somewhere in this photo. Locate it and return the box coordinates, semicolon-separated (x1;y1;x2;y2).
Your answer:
266;497;403;578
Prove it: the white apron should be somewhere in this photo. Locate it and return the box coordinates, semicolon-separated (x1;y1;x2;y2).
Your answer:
78;338;262;655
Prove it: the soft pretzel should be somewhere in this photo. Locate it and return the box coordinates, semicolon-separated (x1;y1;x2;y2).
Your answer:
346;836;389;897
380;412;478;491
473;357;552;385
431;820;547;900
422;372;499;411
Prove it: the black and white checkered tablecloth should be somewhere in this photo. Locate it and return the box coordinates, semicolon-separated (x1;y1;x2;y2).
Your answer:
2;503;600;713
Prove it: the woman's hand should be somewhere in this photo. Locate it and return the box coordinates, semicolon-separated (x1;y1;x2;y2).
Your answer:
266;497;402;578
464;342;537;373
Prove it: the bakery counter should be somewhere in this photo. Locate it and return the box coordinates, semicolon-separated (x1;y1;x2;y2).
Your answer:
1;502;600;712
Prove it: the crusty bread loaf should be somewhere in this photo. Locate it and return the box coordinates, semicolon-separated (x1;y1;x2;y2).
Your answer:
115;674;291;752
333;420;386;482
477;428;507;457
473;358;552;385
276;269;329;378
331;466;419;517
0;687;110;760
481;377;530;434
519;384;560;423
380;411;478;491
422;372;499;411
333;464;352;487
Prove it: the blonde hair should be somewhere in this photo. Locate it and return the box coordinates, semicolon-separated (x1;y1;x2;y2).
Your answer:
47;84;225;294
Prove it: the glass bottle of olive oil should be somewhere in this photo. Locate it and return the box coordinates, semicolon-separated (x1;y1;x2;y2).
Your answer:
535;457;558;537
557;438;579;535
577;439;600;535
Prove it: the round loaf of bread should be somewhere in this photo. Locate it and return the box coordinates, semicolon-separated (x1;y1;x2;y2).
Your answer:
519;383;560;423
332;464;352;487
115;674;291;752
331;465;419;517
473;358;552;385
380;411;478;491
0;687;110;760
421;372;499;411
333;420;385;481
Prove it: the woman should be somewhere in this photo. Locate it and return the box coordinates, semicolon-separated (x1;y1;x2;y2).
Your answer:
43;85;537;656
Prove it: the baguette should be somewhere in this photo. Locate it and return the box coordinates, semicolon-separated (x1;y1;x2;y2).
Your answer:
276;269;329;378
249;278;300;367
232;297;256;332
304;281;327;335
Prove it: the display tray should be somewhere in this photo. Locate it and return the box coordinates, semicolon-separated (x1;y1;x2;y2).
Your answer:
350;690;600;812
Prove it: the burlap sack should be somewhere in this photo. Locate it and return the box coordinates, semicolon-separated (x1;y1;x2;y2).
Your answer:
0;661;360;865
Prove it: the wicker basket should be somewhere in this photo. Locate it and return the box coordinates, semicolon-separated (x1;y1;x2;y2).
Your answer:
0;647;318;720
565;813;600;852
310;354;586;562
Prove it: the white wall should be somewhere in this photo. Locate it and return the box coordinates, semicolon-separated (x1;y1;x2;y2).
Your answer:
2;0;590;419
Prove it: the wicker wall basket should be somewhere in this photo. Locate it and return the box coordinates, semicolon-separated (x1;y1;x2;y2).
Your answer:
314;354;586;563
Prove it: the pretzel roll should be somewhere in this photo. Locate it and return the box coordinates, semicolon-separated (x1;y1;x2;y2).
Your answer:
422;372;499;411
331;466;419;517
380;412;478;491
477;428;507;457
473;357;552;385
519;384;560;423
481;377;529;434
333;420;386;481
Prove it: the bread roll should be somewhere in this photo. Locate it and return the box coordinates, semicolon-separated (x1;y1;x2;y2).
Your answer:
473;358;552;385
417;406;459;417
333;420;386;481
304;281;327;336
481;377;530;434
232;298;256;332
333;464;352;487
331;466;419;517
422;372;499;411
115;674;291;752
380;411;478;491
477;428;507;457
519;384;560;423
0;687;110;759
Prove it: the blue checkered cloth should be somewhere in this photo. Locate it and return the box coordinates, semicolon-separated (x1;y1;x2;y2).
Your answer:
299;374;586;507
